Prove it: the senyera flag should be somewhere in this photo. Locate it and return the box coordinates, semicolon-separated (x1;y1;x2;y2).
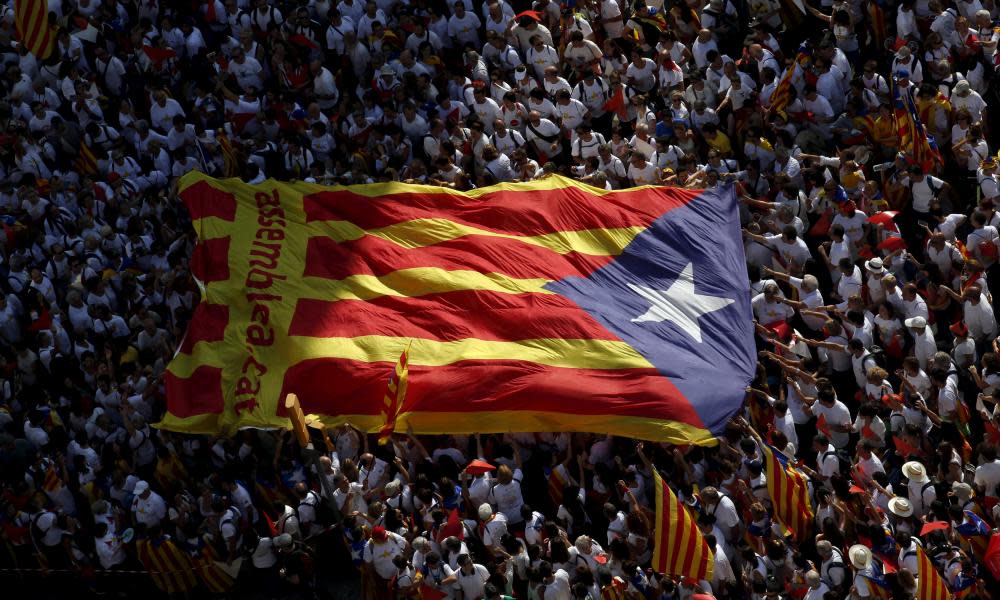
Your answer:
15;0;56;59
160;172;755;445
652;469;714;581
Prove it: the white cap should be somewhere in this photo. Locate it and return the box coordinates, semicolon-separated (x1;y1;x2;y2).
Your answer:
133;480;149;495
904;316;927;329
478;503;494;520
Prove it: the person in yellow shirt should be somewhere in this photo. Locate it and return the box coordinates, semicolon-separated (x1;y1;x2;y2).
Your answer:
702;122;732;157
871;103;899;159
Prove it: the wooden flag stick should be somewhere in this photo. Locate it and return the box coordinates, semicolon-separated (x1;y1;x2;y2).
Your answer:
284;393;310;448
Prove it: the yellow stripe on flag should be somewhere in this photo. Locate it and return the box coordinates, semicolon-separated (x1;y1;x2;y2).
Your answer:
312;218;646;257
304;268;554;302
290;336;654;370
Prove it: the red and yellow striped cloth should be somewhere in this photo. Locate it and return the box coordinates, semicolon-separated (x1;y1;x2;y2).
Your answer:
651;469;714;581
761;443;813;541
161;172;727;444
136;537;198;595
14;0;55;59
916;544;950;600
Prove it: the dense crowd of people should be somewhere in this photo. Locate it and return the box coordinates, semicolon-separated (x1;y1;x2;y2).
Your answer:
4;0;1000;599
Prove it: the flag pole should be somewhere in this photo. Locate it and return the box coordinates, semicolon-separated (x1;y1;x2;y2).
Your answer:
285;393;341;524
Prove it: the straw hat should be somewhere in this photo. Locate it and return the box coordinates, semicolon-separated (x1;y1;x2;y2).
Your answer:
888;496;914;518
848;544;873;570
903;461;929;483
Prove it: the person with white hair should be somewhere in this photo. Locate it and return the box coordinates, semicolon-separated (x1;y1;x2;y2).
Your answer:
477;503;508;554
817;540;847;591
803;569;830;600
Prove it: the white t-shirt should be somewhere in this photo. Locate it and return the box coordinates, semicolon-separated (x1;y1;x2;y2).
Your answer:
363;531;407;579
456;563;491;599
489;469;525;523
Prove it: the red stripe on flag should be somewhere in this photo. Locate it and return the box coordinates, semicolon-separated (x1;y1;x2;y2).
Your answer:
165;367;224;417
180;179;238;221
19;0;52;58
301;186;697;233
191;237;231;283
678;503;699;578
304;235;614;282
287;292;620;342
178;303;229;353
277;357;703;424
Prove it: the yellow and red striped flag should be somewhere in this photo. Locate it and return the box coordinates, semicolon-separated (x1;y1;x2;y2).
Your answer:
160;173;756;443
193;539;236;594
916;544;950;600
377;343;410;444
769;46;811;114
761;442;813;540
73;141;99;176
15;0;56;60
651;469;714;581
136;536;198;595
548;464;569;507
600;576;627;599
217;131;240;178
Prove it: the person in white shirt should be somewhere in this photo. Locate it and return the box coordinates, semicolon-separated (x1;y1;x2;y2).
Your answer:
905;316;937;370
447;2;481;47
363;526;407;581
477;503;509;552
902;461;937;517
93;521;126;569
488;461;525;526
455;553;491;599
537;561;572;600
803;569;830;600
974;446;1000;496
627;151;659;187
524;111;562;161
131;480;167;528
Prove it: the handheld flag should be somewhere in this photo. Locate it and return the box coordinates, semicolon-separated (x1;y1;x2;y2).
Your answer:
858;555;892;600
162;174;755;444
916;544;950;600
651;469;714;581
892;83;943;171
988;533;1000;581
761;443;813;540
769;45;811;113
15;0;56;60
377;344;410;444
955;510;991;560
74;142;99;176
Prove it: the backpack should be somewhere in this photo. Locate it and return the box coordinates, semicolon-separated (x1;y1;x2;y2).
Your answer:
822;450;852;477
863;346;887;371
30;511;52;550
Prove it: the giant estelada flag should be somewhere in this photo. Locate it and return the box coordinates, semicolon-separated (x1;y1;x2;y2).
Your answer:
161;172;755;445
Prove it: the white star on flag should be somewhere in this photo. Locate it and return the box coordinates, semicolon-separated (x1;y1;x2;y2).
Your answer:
627;263;734;343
